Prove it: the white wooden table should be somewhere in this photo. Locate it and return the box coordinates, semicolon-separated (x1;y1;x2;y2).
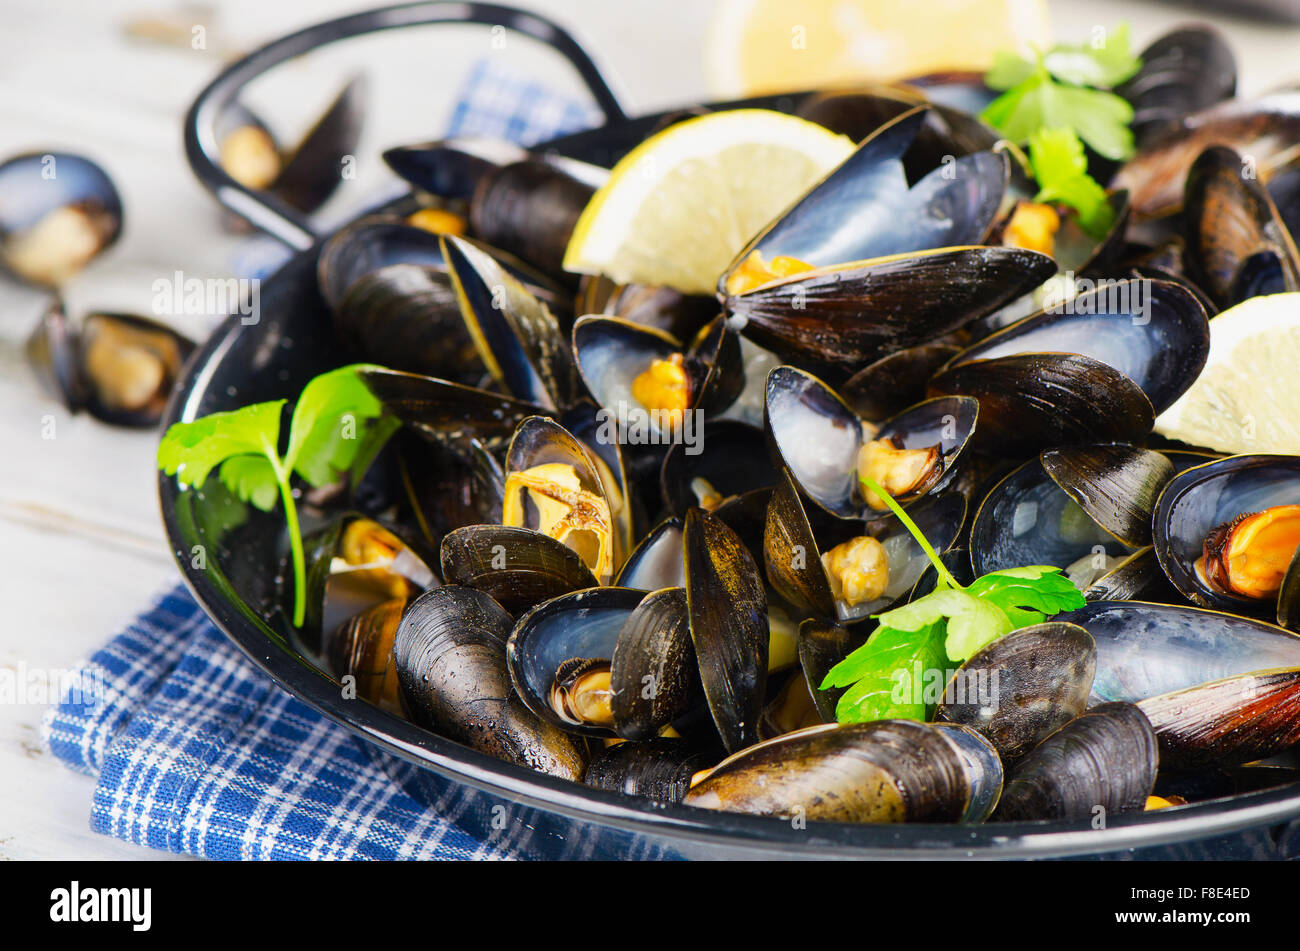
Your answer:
1;0;1297;861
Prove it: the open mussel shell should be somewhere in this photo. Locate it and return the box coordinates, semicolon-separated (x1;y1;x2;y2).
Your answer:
575;274;718;341
0;151;122;286
584;738;714;803
443;234;578;411
798;618;865;723
970;457;1158;586
766;468;966;623
683;719;985;823
1152;454;1300;617
359;367;546;454
503;415;628;584
766;365;976;520
1061;600;1300;705
26;298;196;428
1113;91;1300;220
684;508;768;753
942;279;1210;418
300;513;437;655
660;420;777;517
382;137;529;200
992;702;1158;823
1117;26;1236;147
272;75;365;214
728;245;1056;382
439;524;597;616
615;517;685;591
719;108;1007;289
758;669;824;739
610;587;698;739
324;598;403;714
1138;667;1300;770
936;623;1097;763
839;342;962;422
1039;444;1176;549
1082;547;1180;604
393;586;587;778
932;353;1155;457
1183;145;1300;309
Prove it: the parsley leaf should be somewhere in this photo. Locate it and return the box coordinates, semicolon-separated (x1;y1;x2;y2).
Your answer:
158;364;395;627
1043;23;1139;88
821;478;1086;725
1028;127;1116;238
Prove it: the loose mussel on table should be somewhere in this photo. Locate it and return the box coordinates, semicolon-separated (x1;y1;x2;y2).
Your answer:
266;29;1300;831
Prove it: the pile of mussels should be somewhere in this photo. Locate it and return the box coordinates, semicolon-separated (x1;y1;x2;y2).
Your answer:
281;26;1300;824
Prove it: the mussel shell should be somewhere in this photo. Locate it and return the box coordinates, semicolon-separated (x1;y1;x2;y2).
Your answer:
575;274;718;341
720;108;1006;285
393;585;587;778
325;598;403;713
1183;145;1300;308
333;264;481;384
683;508;768;753
615;517;685;591
682;720;975;823
660;419;778;516
506;586;643;737
382;137;529;200
470;159;599;276
936;622;1097;763
272;75;365;214
970;458;1139;581
1060;600;1300;703
1139;667;1300;769
359;367;548;454
728;246;1056;382
443;235;578;411
0;151;122;285
930;353;1155;458
1039;444;1176;549
839;342;962;422
25;298;84;410
397;432;504;552
1113;91;1300;219
930;723;1004;823
943;279;1209;417
1117;26;1236;147
766;365;976;520
992;702;1158;822
610;587;698;740
583;738;713;803
1152;454;1300;614
1082;547;1180;604
439;524;598;616
797;617;864;723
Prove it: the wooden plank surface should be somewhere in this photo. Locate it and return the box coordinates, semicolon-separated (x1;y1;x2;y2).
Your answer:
1;0;1297;860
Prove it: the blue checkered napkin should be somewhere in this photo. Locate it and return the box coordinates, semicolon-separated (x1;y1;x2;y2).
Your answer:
44;585;508;860
43;60;607;860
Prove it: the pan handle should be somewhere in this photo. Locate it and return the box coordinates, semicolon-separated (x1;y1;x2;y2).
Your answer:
184;1;627;251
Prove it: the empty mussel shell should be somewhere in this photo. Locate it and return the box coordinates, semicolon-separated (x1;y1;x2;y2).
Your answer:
991;702;1158;822
393;585;587;779
936;622;1097;763
0;151;122;285
1039;444;1176;549
615;517;685;591
683;719;982;823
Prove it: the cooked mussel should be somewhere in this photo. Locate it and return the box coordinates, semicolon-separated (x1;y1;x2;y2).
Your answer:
1117;26;1236;148
765;468;966;623
393;585;587;778
991;702;1158;822
1152;454;1300;619
325;598;403;713
936;622;1097;762
439;524;598;616
382;137;529;200
683;719;995;823
766;365;976;520
26;298;195;427
0;152;122;285
584;737;715;803
471;159;601;276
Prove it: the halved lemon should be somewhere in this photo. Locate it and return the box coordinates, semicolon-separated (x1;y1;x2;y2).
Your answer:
705;0;1051;98
562;110;854;295
1155;293;1300;454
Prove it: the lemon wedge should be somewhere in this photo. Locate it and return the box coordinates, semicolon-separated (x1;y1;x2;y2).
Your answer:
562;110;854;295
705;0;1050;98
1155;293;1300;454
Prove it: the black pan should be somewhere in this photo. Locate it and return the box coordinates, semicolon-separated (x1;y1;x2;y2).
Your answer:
164;1;1300;859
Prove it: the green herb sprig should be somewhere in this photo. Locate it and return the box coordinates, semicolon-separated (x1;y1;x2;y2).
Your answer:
981;23;1141;239
820;477;1085;724
157;364;397;627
